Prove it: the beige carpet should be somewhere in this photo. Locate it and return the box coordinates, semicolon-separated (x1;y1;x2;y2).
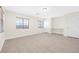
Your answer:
1;33;79;53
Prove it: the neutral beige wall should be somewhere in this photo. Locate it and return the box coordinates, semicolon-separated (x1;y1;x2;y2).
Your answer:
5;11;47;39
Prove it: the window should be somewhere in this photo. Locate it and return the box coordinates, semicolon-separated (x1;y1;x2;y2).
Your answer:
0;7;4;33
16;17;29;29
38;20;46;28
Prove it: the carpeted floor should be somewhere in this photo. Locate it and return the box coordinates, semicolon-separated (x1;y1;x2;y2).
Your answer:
1;33;79;53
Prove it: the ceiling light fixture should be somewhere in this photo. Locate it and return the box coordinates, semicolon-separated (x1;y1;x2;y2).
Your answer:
42;8;47;12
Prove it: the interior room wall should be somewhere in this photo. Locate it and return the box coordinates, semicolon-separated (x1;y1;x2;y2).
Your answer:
51;16;65;34
45;17;52;33
46;12;79;38
64;12;79;38
5;11;47;39
50;12;79;38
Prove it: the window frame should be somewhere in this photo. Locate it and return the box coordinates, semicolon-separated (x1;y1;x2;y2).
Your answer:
38;20;45;28
16;17;29;29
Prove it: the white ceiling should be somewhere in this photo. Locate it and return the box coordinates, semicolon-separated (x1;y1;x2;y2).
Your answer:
4;6;79;17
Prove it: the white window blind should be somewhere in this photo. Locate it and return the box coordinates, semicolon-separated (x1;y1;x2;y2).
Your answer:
16;17;29;29
38;20;46;28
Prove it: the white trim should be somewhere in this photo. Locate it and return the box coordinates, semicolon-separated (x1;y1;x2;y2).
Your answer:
6;32;47;40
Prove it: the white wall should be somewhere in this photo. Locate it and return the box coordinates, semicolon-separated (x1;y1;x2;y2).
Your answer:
52;17;65;29
51;16;65;34
64;12;79;38
50;12;79;38
5;11;47;39
45;17;52;33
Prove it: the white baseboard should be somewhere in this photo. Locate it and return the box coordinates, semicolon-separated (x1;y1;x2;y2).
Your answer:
6;32;46;40
51;28;64;35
